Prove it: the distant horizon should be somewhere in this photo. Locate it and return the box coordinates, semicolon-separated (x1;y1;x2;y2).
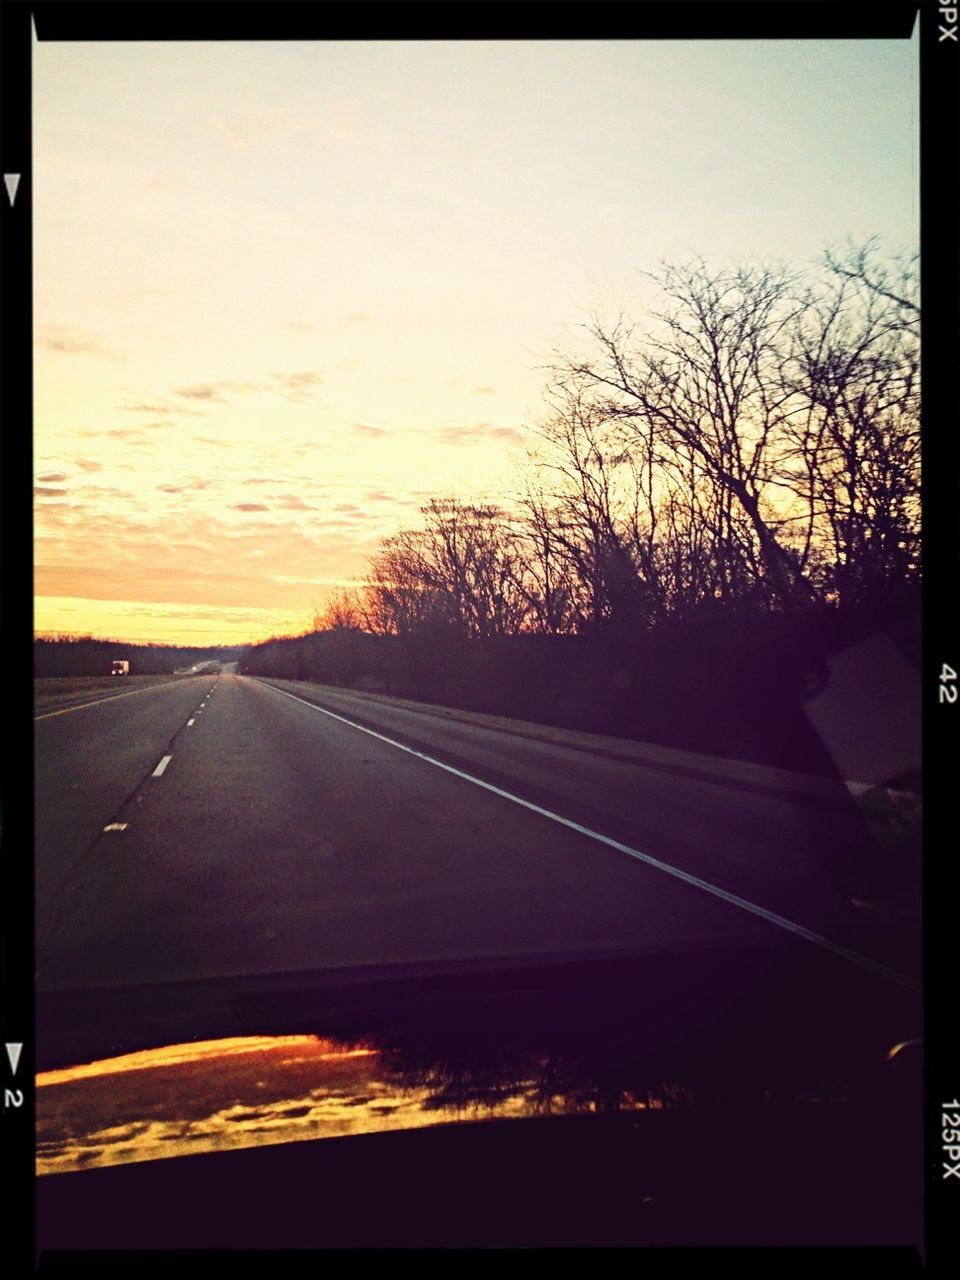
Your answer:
34;631;251;652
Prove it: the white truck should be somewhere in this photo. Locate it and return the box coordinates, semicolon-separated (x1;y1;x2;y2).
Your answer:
111;660;130;676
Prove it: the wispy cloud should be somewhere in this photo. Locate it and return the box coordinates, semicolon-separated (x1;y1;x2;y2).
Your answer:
75;460;104;473
270;494;313;511
271;370;324;403
344;312;371;325
35;486;68;497
74;485;135;500
36;324;121;361
351;423;389;438
37;472;67;483
175;378;268;403
121;402;173;415
193;436;232;448
230;502;270;513
472;386;496;396
226;380;268;394
36;500;373;621
282;321;320;334
175;383;229;404
120;397;204;418
432;423;524;446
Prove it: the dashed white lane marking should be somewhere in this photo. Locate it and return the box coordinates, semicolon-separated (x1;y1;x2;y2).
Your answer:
261;680;920;994
103;823;128;832
35;676;218;721
152;755;172;777
187;718;195;726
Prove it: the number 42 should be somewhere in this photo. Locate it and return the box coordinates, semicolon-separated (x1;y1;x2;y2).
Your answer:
940;664;958;704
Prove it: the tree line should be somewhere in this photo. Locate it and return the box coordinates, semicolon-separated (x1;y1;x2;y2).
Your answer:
35;635;242;677
243;240;919;766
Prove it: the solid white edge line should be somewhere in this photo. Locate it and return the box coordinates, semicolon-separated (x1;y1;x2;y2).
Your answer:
152;755;172;777
258;679;919;993
35;685;159;720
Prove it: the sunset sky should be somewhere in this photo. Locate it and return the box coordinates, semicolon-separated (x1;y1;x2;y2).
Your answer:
33;35;919;646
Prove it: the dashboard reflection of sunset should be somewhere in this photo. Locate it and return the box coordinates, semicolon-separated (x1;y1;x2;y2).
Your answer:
37;1033;675;1175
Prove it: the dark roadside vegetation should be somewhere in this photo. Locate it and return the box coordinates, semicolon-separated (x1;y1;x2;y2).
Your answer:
240;593;919;775
242;242;920;778
34;635;244;678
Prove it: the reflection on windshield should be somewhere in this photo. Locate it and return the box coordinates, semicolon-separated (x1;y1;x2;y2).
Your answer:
37;1018;872;1177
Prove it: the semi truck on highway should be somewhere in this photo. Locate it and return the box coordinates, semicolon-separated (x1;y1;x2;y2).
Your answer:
111;660;130;676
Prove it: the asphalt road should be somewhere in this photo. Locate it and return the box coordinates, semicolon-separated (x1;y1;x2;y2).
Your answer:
35;673;920;995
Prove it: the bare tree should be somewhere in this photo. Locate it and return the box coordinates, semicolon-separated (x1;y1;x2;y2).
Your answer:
781;240;920;604
514;480;580;635
519;385;673;633
358;241;918;660
518;372;780;634
824;237;919;323
424;498;530;639
363;528;453;637
313;589;366;632
555;260;819;609
362;498;530;640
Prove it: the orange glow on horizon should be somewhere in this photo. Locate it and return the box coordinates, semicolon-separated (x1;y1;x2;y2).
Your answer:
32;39;917;654
33;596;320;649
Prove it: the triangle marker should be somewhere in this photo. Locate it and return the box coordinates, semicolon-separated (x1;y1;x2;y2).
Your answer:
4;174;21;207
5;1042;23;1074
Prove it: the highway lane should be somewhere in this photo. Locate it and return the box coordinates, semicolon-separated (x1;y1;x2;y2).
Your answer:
259;679;853;911
35;673;919;994
35;676;219;945
257;678;921;980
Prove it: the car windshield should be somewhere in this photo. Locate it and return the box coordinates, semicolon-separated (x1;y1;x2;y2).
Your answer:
24;15;926;1264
